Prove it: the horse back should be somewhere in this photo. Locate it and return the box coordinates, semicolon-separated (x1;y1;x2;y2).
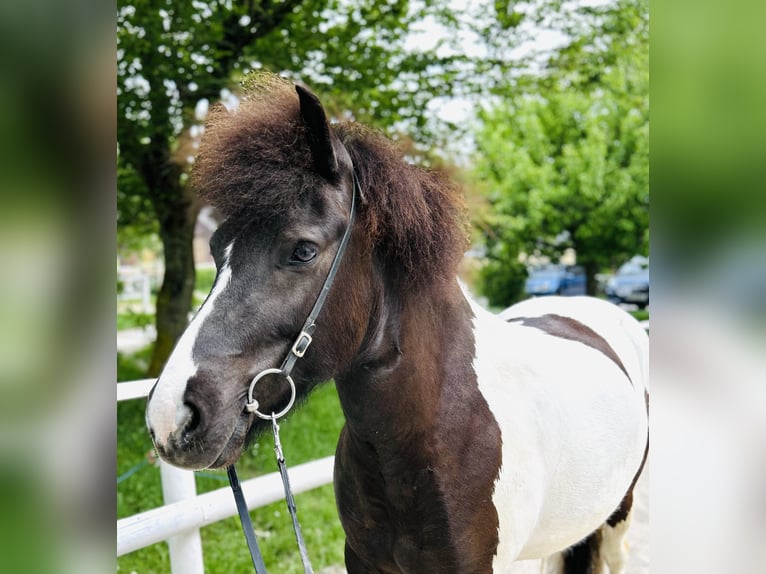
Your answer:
499;296;649;394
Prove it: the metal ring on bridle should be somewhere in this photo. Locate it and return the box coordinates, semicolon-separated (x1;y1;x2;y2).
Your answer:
245;368;297;420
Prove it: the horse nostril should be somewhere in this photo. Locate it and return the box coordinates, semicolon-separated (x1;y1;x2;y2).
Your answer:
183;401;202;435
169;401;203;446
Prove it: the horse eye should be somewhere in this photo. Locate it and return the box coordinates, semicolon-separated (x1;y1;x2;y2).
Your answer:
290;242;318;264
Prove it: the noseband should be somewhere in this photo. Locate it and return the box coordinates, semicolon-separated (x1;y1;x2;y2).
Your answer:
228;169;360;574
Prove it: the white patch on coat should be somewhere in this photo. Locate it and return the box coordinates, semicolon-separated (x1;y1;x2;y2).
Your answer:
601;510;632;574
462;291;648;571
499;296;649;392
146;242;234;444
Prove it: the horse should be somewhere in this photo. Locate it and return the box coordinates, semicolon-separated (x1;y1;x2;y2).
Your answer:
145;73;649;574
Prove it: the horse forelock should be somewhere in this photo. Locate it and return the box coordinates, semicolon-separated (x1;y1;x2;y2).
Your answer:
193;73;469;289
192;75;317;220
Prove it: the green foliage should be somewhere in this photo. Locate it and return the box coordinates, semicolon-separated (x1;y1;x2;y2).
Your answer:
117;161;155;233
477;256;527;308
117;0;473;191
493;0;524;30
116;0;517;229
473;0;649;301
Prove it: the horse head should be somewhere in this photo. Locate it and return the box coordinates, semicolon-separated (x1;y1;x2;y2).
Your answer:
145;79;370;469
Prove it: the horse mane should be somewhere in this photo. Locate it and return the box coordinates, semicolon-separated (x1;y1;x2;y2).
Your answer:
193;73;469;289
335;123;469;288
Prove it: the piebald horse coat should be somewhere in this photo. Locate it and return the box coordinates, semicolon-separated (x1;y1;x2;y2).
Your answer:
145;74;649;573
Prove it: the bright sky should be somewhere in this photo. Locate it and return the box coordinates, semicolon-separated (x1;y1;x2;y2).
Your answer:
406;0;609;124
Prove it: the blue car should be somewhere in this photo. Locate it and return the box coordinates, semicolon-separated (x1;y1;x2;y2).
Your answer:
605;256;649;308
524;265;587;296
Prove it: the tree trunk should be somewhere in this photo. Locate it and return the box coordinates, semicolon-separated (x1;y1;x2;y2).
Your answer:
583;260;600;296
147;182;201;377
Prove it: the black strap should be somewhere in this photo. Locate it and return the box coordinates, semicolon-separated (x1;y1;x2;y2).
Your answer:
273;416;314;574
230;170;360;573
278;459;313;573
227;465;269;574
280;171;359;378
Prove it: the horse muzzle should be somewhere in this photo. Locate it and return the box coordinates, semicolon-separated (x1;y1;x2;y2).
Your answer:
145;377;251;470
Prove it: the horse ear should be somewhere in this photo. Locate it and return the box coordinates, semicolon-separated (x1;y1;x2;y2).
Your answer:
296;84;339;180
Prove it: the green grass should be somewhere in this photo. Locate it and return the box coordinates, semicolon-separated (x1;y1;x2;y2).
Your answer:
118;346;154;381
117;348;347;573
117;310;154;331
629;309;649;322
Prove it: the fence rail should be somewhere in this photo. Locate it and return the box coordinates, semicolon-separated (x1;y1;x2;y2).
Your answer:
117;378;155;402
117;380;335;572
117;456;335;556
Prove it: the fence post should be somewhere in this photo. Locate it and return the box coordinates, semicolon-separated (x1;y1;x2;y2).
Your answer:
141;274;152;313
160;461;204;574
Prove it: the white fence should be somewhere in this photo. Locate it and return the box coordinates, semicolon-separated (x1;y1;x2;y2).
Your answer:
117;267;154;313
117;379;335;573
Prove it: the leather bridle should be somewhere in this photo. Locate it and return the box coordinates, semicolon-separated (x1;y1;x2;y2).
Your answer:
227;168;360;574
244;169;360;419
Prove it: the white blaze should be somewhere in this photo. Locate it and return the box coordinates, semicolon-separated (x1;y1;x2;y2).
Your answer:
147;242;234;443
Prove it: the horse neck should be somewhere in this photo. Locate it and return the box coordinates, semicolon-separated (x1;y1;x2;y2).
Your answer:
335;278;476;458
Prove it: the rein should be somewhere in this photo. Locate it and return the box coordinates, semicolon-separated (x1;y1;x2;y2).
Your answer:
227;170;360;574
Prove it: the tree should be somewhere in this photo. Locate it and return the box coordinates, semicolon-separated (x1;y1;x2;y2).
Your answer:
472;0;648;304
118;0;478;374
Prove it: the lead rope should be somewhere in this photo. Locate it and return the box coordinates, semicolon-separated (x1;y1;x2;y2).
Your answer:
226;416;314;574
227;465;269;574
228;171;360;574
272;415;314;574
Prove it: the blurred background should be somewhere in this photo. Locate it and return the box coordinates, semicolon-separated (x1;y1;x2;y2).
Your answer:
0;0;764;572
